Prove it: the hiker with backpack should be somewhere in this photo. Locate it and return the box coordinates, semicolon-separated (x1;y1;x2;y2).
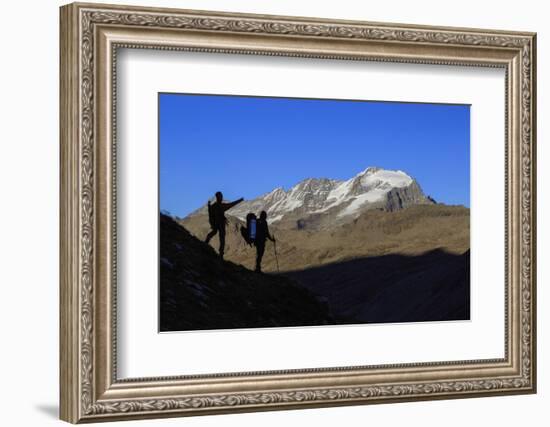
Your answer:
240;211;278;273
253;211;276;273
205;191;244;259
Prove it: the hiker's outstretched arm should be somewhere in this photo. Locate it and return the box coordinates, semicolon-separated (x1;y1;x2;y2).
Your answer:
223;198;244;210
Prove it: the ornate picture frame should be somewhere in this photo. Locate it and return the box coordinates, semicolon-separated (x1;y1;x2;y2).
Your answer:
60;2;536;423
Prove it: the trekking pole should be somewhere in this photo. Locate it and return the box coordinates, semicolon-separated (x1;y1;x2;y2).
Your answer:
273;236;280;273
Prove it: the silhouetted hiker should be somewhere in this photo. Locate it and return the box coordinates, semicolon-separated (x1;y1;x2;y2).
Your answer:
254;211;276;273
205;191;244;259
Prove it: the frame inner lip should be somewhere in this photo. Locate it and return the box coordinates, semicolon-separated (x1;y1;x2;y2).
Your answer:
108;41;512;383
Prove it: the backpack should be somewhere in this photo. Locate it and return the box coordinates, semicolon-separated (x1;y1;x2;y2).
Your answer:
240;213;257;245
207;202;216;229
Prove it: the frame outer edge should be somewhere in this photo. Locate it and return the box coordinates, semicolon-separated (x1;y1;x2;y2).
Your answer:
60;3;81;424
68;1;537;37
529;33;537;393
60;2;537;422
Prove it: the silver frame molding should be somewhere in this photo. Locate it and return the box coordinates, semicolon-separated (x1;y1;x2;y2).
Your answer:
60;2;537;423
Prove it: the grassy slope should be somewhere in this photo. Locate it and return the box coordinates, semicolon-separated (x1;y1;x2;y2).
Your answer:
182;204;470;273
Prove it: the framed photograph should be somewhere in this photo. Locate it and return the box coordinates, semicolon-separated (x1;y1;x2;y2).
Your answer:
60;2;537;423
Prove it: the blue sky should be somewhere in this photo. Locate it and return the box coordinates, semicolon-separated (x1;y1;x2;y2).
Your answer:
159;93;470;217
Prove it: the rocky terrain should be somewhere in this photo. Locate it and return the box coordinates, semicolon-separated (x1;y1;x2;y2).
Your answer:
160;213;334;331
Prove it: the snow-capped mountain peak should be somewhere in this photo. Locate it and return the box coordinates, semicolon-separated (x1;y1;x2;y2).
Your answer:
188;167;433;227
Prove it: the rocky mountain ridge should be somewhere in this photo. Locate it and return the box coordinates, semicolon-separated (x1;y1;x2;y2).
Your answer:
187;167;435;229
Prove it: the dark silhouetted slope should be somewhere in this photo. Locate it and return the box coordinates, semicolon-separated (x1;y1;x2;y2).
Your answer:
286;249;470;323
160;214;333;331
